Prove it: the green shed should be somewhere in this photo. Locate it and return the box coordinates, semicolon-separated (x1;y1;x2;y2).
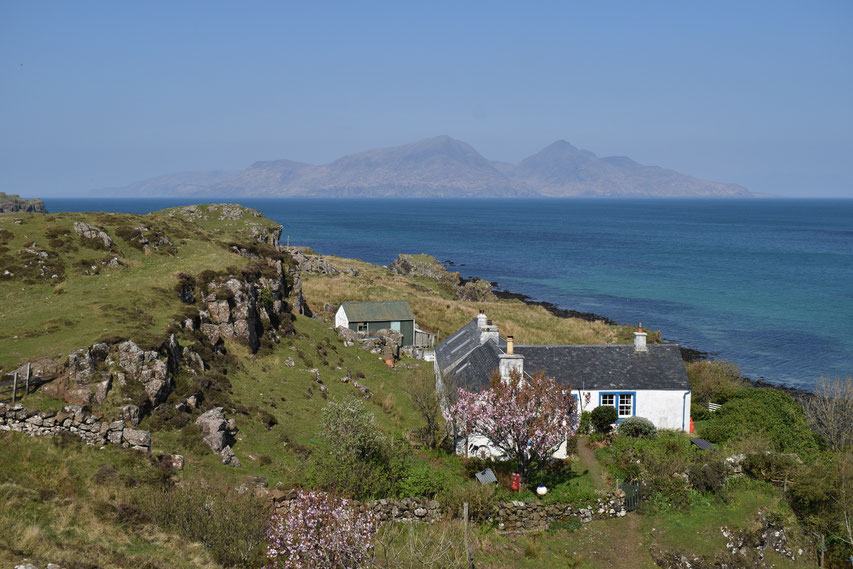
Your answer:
335;301;416;346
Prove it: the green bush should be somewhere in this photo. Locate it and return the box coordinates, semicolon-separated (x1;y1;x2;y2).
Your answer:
618;416;657;438
702;388;821;458
741;452;799;484
398;461;451;497
591;405;618;433
578;411;592;435
439;481;496;521
309;399;409;499
688;459;727;493
687;359;745;404
691;400;711;421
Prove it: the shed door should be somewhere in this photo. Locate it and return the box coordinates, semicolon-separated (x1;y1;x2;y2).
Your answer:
391;321;401;332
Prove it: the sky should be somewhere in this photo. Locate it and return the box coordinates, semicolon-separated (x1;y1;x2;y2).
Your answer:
1;1;851;198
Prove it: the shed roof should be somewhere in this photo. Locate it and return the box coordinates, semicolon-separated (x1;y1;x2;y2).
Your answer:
339;301;414;322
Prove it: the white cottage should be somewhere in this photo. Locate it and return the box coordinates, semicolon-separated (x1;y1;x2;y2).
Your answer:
434;311;692;459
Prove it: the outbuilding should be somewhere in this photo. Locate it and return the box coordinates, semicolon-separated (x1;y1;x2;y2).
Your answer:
335;301;416;346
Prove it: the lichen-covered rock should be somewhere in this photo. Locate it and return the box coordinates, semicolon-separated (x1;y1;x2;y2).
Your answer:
73;221;113;248
196;407;237;452
122;428;151;450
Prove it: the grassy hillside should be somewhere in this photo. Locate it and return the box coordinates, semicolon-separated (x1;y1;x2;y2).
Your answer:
301;253;650;345
0;205;822;569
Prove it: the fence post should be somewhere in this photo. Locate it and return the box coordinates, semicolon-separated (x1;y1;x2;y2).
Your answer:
463;502;474;569
25;363;31;397
12;371;18;404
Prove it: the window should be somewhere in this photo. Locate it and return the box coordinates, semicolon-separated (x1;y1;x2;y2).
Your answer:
357;323;368;333
599;392;634;419
618;394;633;418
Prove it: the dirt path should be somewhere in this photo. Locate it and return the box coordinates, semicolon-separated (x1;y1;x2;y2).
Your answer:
577;435;608;490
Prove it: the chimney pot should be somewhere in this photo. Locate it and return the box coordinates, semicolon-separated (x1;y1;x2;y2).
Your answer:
506;335;514;355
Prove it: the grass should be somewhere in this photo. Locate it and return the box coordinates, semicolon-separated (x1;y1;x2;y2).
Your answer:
302;254;651;346
0;432;219;569
0;205;281;371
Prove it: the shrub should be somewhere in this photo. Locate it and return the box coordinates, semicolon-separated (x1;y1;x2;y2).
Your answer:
266;490;376;569
591;405;618;433
690;400;711;421
137;481;271;568
564;435;579;456
309;399;408;499
702;388;820;458
688;459;727;493
398;461;451;497
439;481;496;521
578;411;592;435
686;360;744;404
741;452;799;484
618;416;657;438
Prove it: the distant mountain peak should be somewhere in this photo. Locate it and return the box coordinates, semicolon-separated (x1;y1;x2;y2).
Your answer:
104;137;752;199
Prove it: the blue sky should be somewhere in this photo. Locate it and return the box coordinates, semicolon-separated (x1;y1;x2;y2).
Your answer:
1;1;851;197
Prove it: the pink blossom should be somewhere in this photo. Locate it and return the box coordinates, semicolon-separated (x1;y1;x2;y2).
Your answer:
449;371;577;479
265;490;377;569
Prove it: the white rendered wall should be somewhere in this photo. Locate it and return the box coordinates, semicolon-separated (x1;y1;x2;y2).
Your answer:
573;388;691;431
334;306;348;329
452;388;692;460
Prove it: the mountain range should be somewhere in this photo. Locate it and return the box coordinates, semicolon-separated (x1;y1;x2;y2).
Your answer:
104;136;751;198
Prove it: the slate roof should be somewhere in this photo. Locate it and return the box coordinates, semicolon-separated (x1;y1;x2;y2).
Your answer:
436;316;689;393
513;344;689;391
340;301;414;322
435;318;505;381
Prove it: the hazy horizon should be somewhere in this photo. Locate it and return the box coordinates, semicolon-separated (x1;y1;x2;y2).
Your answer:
2;2;851;198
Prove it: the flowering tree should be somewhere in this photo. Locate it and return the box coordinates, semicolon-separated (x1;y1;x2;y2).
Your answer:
265;490;377;569
449;371;577;479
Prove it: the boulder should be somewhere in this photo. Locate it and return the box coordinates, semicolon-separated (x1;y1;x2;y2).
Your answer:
196;407;236;452
337;326;359;342
73;221;113;248
122;428;151;450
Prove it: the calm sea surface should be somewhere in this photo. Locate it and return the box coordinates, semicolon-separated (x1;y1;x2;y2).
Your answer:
44;198;853;390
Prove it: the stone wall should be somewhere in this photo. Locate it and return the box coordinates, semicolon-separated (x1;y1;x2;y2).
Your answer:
271;491;624;531
491;491;626;532
0;403;151;452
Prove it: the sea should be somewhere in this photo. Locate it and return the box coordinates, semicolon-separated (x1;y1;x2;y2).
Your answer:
44;197;853;391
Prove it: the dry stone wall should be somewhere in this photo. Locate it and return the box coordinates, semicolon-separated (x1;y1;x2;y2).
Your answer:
270;491;625;531
0;403;151;452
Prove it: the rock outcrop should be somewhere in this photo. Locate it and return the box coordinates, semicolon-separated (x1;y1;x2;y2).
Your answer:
73;221;113;248
0;192;47;213
196;407;238;453
456;279;496;302
389;254;459;286
33;336;180;408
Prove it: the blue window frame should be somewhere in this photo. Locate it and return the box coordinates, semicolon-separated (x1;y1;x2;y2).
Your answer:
599;391;636;421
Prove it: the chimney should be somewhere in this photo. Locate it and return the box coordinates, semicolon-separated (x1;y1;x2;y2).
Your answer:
478;312;500;345
499;335;523;381
633;322;647;352
477;309;487;329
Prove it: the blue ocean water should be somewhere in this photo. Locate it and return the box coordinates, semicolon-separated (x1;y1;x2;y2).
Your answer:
44;197;853;390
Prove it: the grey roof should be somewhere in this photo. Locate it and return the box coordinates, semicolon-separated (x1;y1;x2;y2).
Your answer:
340;301;414;322
513;344;689;391
435;318;505;379
436;318;689;393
